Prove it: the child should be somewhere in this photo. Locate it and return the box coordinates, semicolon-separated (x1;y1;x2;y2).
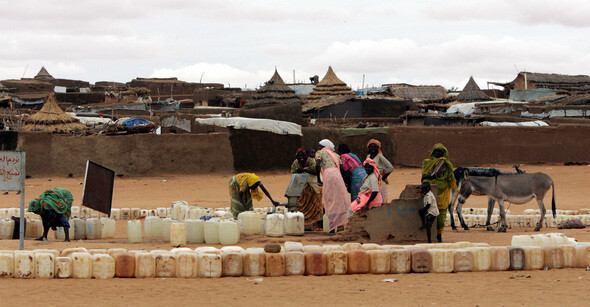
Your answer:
418;182;439;243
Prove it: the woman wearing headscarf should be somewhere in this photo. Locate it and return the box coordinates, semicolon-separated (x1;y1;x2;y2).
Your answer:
291;148;317;182
366;139;394;202
315;139;349;231
351;158;383;212
337;143;367;201
421;143;457;242
229;173;279;218
28;188;73;242
290;148;323;227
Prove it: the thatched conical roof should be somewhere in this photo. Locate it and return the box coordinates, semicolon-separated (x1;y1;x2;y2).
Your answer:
456;76;492;102
34;66;54;80
244;69;303;109
306;66;355;101
23;93;85;133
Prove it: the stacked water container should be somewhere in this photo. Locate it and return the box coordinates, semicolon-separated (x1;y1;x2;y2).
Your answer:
1;234;588;279
445;207;590;228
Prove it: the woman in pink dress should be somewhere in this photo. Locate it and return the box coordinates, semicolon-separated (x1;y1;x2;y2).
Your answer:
315;139;349;231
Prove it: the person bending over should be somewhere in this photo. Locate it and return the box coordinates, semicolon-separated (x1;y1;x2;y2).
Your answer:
229;173;278;218
28;188;73;242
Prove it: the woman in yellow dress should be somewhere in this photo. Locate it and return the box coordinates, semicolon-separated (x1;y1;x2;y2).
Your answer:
229;173;278;218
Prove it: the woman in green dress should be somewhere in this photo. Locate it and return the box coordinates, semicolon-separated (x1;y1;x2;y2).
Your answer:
28;188;73;242
421;143;457;242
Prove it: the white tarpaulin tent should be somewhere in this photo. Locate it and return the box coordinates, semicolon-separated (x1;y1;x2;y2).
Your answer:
521;109;590;119
195;117;302;136
446;100;525;115
480;120;548;127
66;113;113;125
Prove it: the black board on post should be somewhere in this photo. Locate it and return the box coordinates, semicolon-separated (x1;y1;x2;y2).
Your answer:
82;161;115;215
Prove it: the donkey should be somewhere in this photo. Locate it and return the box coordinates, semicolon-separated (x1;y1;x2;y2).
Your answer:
449;167;556;232
449;167;516;231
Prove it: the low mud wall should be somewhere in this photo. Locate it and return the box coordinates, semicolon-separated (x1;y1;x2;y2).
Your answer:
303;125;590;167
15;125;590;176
391;125;590;167
17;132;234;176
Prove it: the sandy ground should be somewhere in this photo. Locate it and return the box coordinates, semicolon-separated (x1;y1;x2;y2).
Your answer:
1;164;589;306
4;164;589;212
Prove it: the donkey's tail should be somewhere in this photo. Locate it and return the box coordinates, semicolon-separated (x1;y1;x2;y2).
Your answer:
551;182;556;218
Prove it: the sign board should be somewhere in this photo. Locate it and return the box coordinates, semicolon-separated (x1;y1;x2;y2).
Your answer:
0;151;25;191
0;151;26;250
81;161;115;215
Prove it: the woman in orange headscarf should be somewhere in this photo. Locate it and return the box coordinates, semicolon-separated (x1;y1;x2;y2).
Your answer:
351;158;383;212
229;173;279;218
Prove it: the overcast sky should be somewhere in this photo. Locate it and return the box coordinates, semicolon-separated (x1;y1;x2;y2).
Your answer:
1;0;589;90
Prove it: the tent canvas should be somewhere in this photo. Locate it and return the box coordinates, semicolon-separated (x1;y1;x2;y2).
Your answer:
195;117;302;136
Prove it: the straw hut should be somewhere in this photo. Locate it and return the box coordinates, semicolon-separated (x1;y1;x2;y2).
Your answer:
384;84;448;102
456;76;492;102
33;66;54;81
489;72;590;95
244;69;303;109
22;93;85;133
306;66;355;101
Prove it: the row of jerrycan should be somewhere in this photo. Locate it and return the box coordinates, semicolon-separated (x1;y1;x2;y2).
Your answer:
70;207;109;219
111;206;232;221
0;219;44;239
135;217;240;245
511;233;574;247
446;213;590;229
0;243;589;279
403;243;589;272
52;218;116;241
238;212;305;237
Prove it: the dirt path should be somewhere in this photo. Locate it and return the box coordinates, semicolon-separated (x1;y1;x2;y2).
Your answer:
3;164;589;213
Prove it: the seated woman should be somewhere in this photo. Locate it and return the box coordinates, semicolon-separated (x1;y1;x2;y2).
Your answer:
291;148;318;182
28;188;74;242
351;159;383;212
229;173;279;218
290;148;323;227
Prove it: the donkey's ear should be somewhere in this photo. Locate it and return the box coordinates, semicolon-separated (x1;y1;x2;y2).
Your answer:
463;169;469;178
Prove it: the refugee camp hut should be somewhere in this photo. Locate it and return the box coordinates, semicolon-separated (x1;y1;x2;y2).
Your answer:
306;66;355;101
33;66;54;81
22;93;86;133
241;70;303;124
195;117;303;171
303;97;410;119
385;84;448;103
489;72;590;95
456;76;492;102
